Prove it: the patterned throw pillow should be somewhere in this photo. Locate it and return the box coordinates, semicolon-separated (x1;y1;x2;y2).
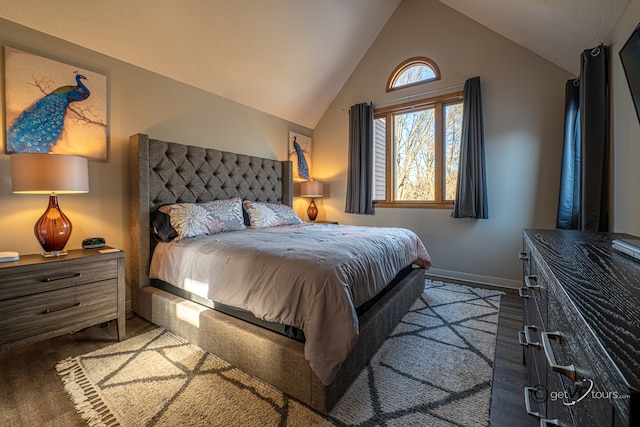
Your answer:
159;197;246;240
242;200;303;228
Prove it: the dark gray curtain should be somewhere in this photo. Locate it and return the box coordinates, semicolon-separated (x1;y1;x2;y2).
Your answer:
452;76;488;219
345;103;374;214
557;45;609;231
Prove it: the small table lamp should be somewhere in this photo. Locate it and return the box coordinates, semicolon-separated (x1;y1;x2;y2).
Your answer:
300;180;323;221
11;154;89;257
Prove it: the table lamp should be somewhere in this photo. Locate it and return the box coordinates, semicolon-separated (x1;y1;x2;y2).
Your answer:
300;180;323;221
11;153;89;257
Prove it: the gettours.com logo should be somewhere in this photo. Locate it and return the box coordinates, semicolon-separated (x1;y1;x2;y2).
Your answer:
529;380;630;406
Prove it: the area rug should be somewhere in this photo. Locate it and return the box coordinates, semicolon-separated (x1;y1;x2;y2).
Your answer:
56;280;502;427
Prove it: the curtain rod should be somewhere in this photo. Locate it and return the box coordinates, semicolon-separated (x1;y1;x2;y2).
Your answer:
341;82;465;112
371;82;465;108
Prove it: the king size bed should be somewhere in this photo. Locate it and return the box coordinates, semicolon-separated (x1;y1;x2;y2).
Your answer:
128;133;431;414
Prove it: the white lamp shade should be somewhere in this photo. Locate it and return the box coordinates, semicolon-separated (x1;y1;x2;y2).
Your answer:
300;180;323;198
11;154;89;194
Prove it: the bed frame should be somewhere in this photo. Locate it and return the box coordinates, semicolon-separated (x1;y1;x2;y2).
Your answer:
128;133;425;414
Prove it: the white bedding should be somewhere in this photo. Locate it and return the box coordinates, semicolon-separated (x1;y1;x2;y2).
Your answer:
149;223;431;385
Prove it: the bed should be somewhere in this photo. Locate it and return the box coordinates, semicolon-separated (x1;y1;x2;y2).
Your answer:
129;133;430;413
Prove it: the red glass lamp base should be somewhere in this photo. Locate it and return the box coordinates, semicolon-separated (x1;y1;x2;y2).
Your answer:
307;198;318;221
34;194;72;257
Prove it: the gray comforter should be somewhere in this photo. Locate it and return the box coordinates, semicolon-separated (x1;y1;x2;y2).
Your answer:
149;223;432;385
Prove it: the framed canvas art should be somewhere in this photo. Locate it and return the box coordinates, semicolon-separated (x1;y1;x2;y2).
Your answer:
3;47;108;161
288;131;312;180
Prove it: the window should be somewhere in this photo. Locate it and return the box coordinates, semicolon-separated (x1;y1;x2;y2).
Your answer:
373;92;463;208
387;57;440;92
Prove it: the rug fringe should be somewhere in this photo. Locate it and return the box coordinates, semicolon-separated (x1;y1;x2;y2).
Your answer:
56;356;121;427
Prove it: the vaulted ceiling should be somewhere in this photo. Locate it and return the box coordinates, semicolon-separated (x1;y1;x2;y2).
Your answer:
0;0;631;128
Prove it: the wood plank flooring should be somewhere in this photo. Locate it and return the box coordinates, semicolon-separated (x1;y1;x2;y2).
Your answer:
490;290;531;426
0;293;529;427
0;315;157;427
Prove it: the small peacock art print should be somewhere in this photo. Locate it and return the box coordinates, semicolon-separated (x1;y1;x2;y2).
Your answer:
3;47;107;161
288;131;312;180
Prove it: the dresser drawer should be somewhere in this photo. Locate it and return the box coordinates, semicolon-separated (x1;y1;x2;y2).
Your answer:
0;259;117;300
520;245;548;327
545;285;620;426
0;279;117;347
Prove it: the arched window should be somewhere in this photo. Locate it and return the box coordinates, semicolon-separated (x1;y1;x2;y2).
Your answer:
386;57;440;92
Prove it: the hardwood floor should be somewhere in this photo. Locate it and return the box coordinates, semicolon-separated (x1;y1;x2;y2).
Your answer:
490;290;531;426
0;314;157;427
0;294;529;427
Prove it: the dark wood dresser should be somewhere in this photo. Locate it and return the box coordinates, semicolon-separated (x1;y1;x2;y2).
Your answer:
519;229;639;426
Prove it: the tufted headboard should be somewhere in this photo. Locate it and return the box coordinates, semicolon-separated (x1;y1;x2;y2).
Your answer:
129;133;293;305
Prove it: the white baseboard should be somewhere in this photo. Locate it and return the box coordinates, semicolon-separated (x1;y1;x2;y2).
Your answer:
426;268;520;290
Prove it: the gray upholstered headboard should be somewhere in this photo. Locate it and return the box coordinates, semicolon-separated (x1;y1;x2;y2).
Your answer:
129;133;293;306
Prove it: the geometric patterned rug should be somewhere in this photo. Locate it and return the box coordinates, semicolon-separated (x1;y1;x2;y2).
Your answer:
56;280;502;427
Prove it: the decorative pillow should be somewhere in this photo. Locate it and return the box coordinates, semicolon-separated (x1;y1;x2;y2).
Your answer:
242;200;303;228
160;197;246;240
150;208;178;242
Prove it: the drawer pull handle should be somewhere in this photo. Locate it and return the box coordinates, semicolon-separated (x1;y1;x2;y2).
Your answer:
518;330;527;346
518;287;530;298
518;325;541;349
42;273;81;283
541;331;576;380
41;302;81;314
525;275;540;291
540;419;559;426
523;387;542;420
518;252;529;260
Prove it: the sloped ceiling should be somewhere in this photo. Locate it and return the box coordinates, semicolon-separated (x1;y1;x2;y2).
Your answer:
0;0;402;129
0;0;631;128
439;0;630;76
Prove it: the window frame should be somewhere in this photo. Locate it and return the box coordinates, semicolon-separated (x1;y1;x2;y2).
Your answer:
373;91;463;209
386;57;441;92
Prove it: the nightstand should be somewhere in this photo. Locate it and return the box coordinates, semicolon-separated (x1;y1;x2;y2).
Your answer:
0;248;126;349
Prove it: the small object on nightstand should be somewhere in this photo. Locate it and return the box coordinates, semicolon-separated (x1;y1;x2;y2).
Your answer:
99;248;120;254
83;237;106;249
0;251;19;263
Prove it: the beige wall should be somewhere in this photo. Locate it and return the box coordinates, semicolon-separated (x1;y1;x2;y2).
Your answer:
313;0;574;286
611;0;640;236
0;19;311;299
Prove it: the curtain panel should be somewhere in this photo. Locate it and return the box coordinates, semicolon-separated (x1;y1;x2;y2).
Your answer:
345;103;374;215
452;76;489;219
556;79;581;229
557;45;609;232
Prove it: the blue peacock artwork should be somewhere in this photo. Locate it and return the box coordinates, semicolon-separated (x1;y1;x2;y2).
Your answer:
292;136;310;180
7;72;90;153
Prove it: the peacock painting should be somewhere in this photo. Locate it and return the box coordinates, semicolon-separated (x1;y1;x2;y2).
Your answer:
4;47;108;160
7;72;90;153
288;132;312;180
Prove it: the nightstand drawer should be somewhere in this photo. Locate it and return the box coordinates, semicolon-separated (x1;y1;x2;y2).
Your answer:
0;279;117;347
0;259;118;300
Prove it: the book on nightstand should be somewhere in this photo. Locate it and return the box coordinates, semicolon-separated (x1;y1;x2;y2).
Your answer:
0;251;19;262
